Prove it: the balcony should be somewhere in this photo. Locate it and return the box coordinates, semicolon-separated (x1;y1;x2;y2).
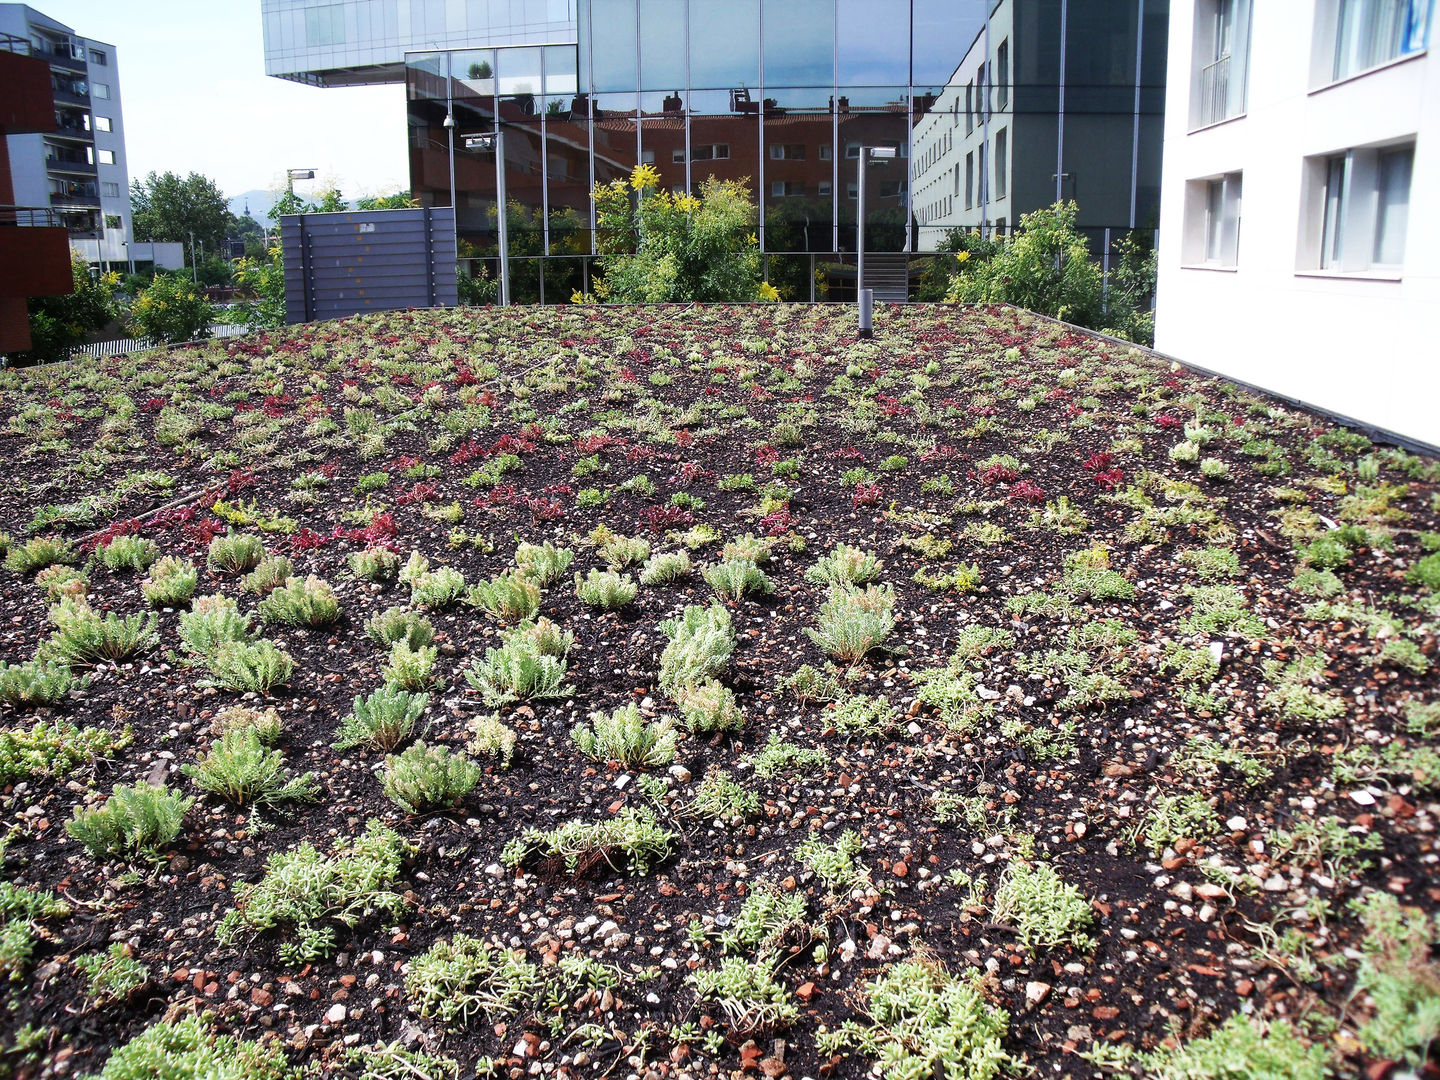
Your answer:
1196;54;1232;127
44;44;87;76
45;154;96;177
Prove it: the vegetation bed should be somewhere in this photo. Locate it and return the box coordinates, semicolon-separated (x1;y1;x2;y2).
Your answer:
0;303;1437;1080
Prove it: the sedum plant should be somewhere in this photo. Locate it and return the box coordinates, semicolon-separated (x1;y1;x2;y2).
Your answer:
141;555;198;607
0;715;125;782
639;549;693;586
702;557;774;601
805;583;895;665
408;562;468;610
991;861;1095;953
256;574;342;628
503;806;676;876
689;956;799;1033
658;602;734;692
381;741;481;813
0;659;80;710
336;687;429;752
66;782;192;860
178;594;252;656
74;943;149;1003
241;555;294;596
468;571;541;623
575;568;638;610
95;1015;293;1080
675;678;744;733
513;541;575;586
366;606;435;650
383;640;438;692
210;704;282;743
37;563;88;602
805;543;883;587
203;639;295;694
465;634;572;706
600;533;650;571
467;714;517;767
97;534;158;573
348;546;401;583
405;933;540;1025
4;536;77;577
183;728;318;808
215;819;413;964
206;531;266;576
572;703;677;768
41;600;158;667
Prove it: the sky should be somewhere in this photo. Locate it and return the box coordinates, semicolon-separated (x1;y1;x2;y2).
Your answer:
34;1;410;202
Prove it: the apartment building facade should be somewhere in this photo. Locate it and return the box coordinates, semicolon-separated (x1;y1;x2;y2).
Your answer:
0;5;131;270
910;0;1169;252
1155;0;1436;447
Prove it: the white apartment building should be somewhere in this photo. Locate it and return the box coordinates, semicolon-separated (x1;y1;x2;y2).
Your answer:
1155;0;1436;448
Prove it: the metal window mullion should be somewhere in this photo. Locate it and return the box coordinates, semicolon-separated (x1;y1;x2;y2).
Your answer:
757;0;765;253
684;0;691;193
833;0;839;255
1129;0;1144;230
1056;0;1068;205
541;47;550;257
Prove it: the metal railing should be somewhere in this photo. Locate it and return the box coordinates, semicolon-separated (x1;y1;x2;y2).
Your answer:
75;323;253;359
0;32;30;56
1197;54;1232;127
0;204;61;227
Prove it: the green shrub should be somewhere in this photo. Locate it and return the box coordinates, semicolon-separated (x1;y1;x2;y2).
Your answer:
210;704;282;743
1351;892;1440;1066
513;541;575;586
507;617;573;658
366;606;435;650
0;715;123;781
465;635;572;706
991;862;1094;953
183;728;318;807
503;806;676;876
600;533;650;571
658;602;734;692
381;742;481;813
37;563;88;602
41;600;158;667
702;557;773;601
336;687;429;752
67;782;192;860
97;534;157;572
129;273;215;343
241;556;294;596
256;575;341;627
805;583;895;665
178;594;252;655
206;532;265;575
4;536;77;576
74;943;149;1002
1407;551;1440;591
574;568;637;610
409;565;468;609
0;659;80;710
720;533;773;565
572;704;677;767
95;1015;293;1080
405;933;540;1025
806;543;883;587
142;555;198;607
348;546;401;583
468;571;541;623
215;820;413;964
639;549;693;585
467;714;517;767
382;640;438;692
203;639;295;694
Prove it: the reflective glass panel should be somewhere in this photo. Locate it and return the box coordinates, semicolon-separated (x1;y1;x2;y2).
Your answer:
589;0;637;92
639;0;686;92
837;0;908;85
762;0;834;90
913;0;987;89
690;0;759;91
544;45;578;95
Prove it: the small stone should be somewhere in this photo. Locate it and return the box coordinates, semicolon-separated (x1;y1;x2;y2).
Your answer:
1226;816;1247;831
1025;981;1051;1006
325;1003;346;1024
668;765;692;783
250;987;274;1007
1349;790;1376;806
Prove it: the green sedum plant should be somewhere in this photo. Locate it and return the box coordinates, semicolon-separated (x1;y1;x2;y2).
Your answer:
183;728;318;808
40;600;158;667
805;583;895;665
97;534;158;572
468;571;541;623
806;543;883;586
465;632;572;706
203;639;295;694
405;933;540;1025
67;782;192;860
366;606;435;650
572;703;678;768
702;557;773;601
95;1015;293;1080
0;659;81;710
207;532;266;576
381;741;481;813
574;568;638;610
142;555;198;607
336;687;429;752
503;806;676;876
256;574;341;628
991;861;1095;953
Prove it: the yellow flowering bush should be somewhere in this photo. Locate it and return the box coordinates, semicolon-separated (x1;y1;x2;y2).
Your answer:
129;274;215;344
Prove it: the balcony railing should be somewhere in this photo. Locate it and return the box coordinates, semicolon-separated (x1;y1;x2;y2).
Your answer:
0;204;62;227
1196;54;1232;127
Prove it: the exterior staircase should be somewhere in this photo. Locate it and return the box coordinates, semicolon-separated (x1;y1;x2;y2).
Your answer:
861;253;910;303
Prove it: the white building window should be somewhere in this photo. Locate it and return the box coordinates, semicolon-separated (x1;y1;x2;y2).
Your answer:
101;181;119;197
1191;0;1252;127
819;144;832;161
94;115;111;132
92;82;109;99
97;148;115;165
1328;0;1430;82
768;143;805;161
89;48;107;65
994;127;1008;199
996;40;1010;110
1308;142;1414;271
770;180;804;198
965;151;974;208
817;180;832;196
1182;171;1243;267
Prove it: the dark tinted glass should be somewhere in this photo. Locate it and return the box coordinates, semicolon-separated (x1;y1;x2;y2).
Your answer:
762;0;834;89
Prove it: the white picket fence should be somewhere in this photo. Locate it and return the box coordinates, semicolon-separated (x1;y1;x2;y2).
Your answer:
75;323;253;358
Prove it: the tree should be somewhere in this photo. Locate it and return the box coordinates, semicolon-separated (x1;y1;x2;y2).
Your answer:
130;171;230;265
129;274;213;344
945;201;1105;328
228;246;287;330
16;256;119;364
355;190;418;211
589;166;775;304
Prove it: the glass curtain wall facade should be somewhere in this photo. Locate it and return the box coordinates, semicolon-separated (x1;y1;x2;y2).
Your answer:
403;0;1167;300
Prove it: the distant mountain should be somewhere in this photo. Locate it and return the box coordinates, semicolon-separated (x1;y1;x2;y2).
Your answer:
228;190;277;223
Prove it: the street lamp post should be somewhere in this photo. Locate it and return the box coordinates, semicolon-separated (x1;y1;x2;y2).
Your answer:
856;145;896;339
286;168;315;197
464;131;509;307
